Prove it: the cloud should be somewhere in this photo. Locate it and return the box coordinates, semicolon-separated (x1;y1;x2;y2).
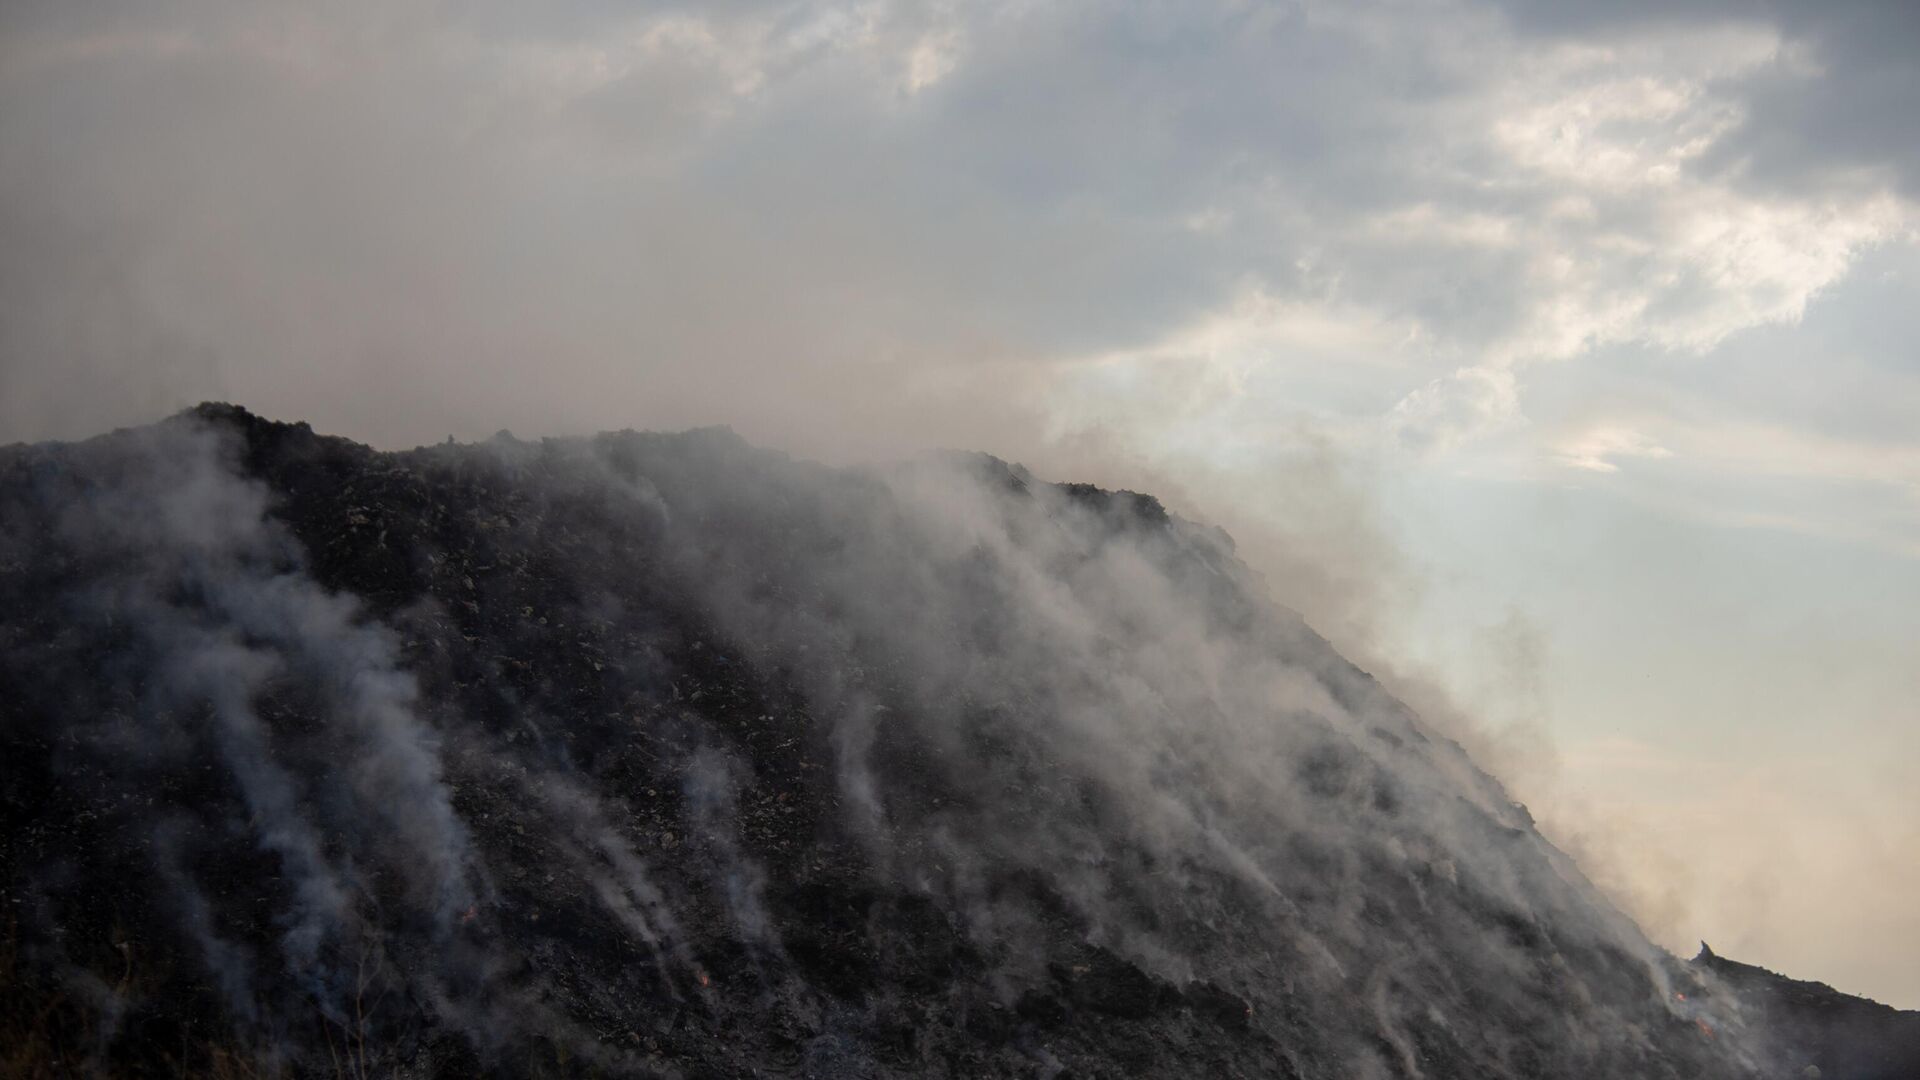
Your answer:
1500;0;1920;199
1388;366;1523;454
1552;425;1674;473
1;0;1909;463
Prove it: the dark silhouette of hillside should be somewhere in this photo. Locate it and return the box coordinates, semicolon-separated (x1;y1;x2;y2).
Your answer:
1;405;1912;1078
1691;943;1920;1080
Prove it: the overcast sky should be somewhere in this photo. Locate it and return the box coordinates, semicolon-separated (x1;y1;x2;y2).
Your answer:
4;0;1917;1007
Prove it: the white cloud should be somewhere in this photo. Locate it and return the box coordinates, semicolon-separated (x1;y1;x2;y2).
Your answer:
1042;284;1426;461
1551;425;1673;473
1387;366;1523;454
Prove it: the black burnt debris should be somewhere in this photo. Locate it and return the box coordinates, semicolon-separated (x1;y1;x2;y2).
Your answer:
1690;945;1920;1080
0;404;1914;1079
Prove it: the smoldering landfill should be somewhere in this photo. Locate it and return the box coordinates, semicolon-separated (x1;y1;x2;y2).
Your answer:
0;405;1847;1078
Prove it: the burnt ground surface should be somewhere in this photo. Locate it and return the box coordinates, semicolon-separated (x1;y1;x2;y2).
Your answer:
0;405;1914;1079
1692;945;1920;1080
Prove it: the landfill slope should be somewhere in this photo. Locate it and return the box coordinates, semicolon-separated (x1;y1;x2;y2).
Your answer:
2;405;1912;1078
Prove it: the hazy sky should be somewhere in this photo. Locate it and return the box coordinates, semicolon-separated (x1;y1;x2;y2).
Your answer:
3;0;1916;1006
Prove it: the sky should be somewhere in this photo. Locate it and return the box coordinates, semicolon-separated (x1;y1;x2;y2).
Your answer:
2;0;1916;1007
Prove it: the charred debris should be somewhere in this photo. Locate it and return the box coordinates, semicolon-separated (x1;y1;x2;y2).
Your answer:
1;404;1914;1079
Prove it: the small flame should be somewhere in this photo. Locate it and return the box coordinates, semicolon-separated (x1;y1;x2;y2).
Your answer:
1674;992;1687;1002
697;971;711;988
459;904;478;925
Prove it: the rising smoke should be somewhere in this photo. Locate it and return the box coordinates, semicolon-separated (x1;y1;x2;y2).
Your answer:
0;409;1772;1076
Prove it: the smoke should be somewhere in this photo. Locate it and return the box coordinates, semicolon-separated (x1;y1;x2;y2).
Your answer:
566;428;1757;1069
533;767;687;972
152;820;261;1025
9;416;480;1032
1039;431;1729;990
683;746;779;955
0;412;1783;1074
154;626;350;981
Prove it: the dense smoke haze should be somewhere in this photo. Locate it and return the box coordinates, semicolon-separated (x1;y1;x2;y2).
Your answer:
8;406;1853;1076
1;0;1917;1058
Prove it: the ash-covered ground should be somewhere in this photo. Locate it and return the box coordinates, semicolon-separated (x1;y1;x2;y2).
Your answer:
2;405;1913;1078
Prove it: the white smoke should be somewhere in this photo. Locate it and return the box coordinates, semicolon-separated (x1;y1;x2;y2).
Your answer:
44;416;478;1020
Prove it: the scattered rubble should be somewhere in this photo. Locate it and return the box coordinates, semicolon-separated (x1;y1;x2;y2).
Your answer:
0;404;1911;1078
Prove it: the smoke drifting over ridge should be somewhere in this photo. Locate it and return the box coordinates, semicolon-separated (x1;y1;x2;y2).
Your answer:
8;407;1879;1077
6;0;1920;1014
